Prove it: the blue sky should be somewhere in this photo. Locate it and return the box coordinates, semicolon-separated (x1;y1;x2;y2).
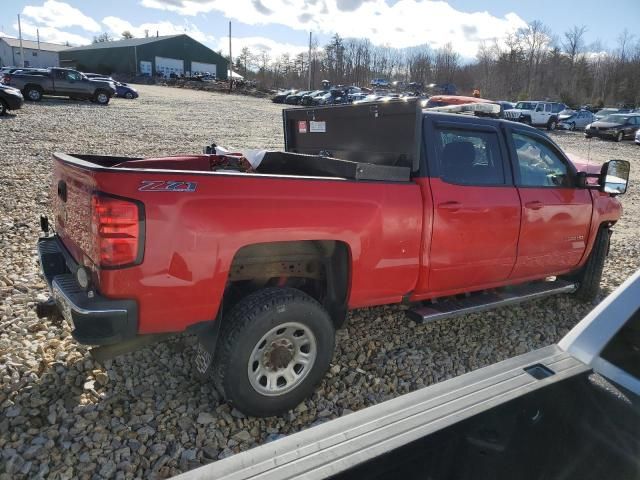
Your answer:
2;0;639;60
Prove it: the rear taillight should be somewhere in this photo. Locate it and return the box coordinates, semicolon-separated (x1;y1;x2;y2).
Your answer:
91;194;144;268
1;74;9;84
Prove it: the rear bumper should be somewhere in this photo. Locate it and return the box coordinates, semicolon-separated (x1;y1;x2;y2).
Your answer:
38;235;138;345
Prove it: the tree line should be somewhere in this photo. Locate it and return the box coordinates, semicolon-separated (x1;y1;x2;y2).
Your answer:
232;21;640;107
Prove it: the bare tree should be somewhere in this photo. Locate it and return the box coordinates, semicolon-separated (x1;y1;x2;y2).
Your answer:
92;32;113;43
518;20;553;97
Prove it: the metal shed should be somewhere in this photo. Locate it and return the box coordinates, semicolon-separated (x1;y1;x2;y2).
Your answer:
59;34;228;79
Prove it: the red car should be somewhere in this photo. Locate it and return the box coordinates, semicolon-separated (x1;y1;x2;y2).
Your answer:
37;100;629;416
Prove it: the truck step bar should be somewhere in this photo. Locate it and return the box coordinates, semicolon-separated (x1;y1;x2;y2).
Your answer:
407;280;577;324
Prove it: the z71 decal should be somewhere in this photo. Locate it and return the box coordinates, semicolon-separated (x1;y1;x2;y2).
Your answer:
138;180;197;192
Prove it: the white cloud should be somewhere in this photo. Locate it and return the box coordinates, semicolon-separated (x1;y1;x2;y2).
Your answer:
140;0;528;57
102;16;214;44
22;0;101;33
215;36;308;61
13;20;91;45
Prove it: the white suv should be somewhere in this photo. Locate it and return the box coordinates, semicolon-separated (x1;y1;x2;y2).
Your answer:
504;101;566;130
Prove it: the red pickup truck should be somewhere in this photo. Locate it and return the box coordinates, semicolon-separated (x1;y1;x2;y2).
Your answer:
37;100;629;416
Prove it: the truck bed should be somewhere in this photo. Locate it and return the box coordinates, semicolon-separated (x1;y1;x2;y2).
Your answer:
58;150;411;182
51;151;423;335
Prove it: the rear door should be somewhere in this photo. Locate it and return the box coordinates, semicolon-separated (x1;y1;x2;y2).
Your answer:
507;128;593;278
419;118;521;294
52;69;82;95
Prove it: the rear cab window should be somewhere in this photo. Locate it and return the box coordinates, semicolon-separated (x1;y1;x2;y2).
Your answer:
434;128;507;186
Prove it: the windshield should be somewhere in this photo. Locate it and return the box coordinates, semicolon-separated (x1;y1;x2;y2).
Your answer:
600;115;629;124
597;109;618;116
514;102;537;110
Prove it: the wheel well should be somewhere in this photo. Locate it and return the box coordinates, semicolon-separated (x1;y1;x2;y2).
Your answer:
24;84;42;92
224;240;351;328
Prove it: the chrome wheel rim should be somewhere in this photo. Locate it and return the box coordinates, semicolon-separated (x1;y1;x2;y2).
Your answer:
248;322;317;396
28;90;40;100
97;93;108;103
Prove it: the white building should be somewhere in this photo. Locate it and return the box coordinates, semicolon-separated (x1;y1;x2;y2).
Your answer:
0;37;70;68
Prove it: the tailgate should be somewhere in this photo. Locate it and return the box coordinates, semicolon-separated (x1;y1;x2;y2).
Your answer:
52;155;98;267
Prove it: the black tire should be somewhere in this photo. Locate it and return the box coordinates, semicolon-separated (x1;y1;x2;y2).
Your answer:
0;99;7;116
569;122;576;131
124;92;134;99
212;287;335;417
585;134;592;139
570;228;610;302
547;118;557;131
615;131;624;142
24;86;42;101
94;90;110;105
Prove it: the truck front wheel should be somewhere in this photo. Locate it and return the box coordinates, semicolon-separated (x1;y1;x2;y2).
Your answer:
94;90;110;105
212;287;335;417
568;228;610;302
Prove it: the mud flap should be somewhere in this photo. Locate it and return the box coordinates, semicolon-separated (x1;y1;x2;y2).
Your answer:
192;318;221;379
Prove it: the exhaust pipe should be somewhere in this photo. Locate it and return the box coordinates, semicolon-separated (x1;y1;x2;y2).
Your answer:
36;298;59;318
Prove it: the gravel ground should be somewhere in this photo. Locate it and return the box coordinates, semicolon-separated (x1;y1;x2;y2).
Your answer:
1;85;639;479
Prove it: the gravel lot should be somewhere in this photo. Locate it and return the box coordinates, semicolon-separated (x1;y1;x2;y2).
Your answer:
1;85;639;479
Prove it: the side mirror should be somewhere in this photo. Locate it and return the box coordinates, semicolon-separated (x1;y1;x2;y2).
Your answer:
600;159;630;195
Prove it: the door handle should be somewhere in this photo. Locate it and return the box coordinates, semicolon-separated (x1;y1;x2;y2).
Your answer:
438;201;461;212
525;201;544;210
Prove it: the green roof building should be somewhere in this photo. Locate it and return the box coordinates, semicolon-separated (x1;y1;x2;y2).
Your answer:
59;34;228;79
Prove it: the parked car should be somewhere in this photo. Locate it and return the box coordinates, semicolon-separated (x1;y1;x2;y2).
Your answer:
504;101;566;130
4;67;116;104
348;92;369;103
585;114;640;142
497;100;515;111
594;107;632;120
636;128;640;145
352;94;383;104
113;82;138;99
299;90;325;106
370;78;389;88
285;90;311;105
0;83;24;115
312;91;332;105
36;99;627;417
85;75;139;99
271;89;296;103
558;109;595;131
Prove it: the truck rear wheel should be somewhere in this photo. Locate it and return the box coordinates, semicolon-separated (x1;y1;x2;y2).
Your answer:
212;287;335;417
25;86;42;101
569;228;610;302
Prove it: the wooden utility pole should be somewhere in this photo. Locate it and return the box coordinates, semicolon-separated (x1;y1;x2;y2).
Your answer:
307;31;312;90
17;14;25;68
228;21;232;92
